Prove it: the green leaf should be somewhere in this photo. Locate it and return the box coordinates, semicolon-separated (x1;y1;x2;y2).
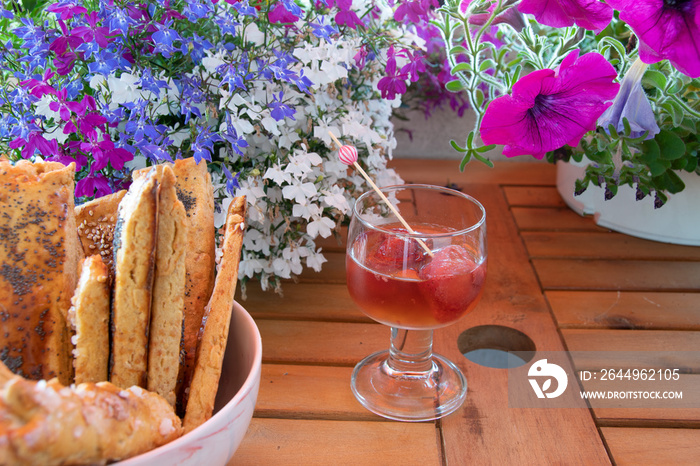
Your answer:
685;157;698;171
466;131;475;148
654;171;686;194
451;62;472;74
479;59;496;72
656;130;686;160
449;45;469;55
475;144;497;153
642;70;667;90
475;89;484;107
649;160;671;176
639;139;660;163
459;151;473;171
659;101;684;126
450;139;469;153
666;77;684;95
445;80;464;92
472;152;494;167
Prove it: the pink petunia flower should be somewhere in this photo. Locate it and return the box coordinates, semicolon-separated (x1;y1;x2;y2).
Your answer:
606;0;700;78
518;0;613;32
480;50;619;159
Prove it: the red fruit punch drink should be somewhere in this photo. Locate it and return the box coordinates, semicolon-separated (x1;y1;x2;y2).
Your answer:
347;223;486;330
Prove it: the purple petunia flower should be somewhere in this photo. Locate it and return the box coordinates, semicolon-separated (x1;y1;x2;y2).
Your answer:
480;50;619;159
598;58;659;140
518;0;613;32
605;0;700;78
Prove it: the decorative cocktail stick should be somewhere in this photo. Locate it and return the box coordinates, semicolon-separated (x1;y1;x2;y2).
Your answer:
329;132;433;257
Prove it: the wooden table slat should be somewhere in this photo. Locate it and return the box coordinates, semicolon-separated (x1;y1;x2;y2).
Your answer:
257;319;386;366
547;291;700;330
511;206;610;231
523;231;700;260
532;258;700;291
602;427;700;464
240;283;371;323
503;185;567;207
254;364;373;420
232;418;442;465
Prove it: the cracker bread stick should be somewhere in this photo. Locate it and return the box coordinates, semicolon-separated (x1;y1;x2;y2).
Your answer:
183;196;245;432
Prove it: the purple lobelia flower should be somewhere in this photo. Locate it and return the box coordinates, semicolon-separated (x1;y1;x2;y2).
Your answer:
76;173;112;198
605;0;700;77
598;58;660;140
480;50;619;159
377;46;408;100
518;0;613;32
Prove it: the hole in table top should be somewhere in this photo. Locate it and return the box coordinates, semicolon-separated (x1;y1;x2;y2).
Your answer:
457;325;536;369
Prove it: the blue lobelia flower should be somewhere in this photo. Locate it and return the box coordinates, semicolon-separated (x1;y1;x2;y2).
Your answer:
222;164;241;196
180;32;213;64
214;10;239;37
268;92;296;121
183;0;212;21
310;16;338;43
103;3;133;36
138;68;169;96
232;0;258;18
598;58;660;140
152;20;182;59
191;125;222;164
221;113;249;157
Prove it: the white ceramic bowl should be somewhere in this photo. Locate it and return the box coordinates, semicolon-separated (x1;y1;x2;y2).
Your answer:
118;301;262;466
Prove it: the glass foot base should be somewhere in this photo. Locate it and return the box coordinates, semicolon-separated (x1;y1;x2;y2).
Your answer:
351;350;467;422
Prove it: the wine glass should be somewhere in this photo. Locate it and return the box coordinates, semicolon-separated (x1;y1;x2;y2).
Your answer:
346;184;487;421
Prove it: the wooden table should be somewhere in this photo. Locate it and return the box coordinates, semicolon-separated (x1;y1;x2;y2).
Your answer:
232;160;700;465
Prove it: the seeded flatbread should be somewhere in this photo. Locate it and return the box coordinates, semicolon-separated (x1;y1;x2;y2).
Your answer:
75;190;126;281
110;169;159;389
68;255;110;384
183;196;245;432
147;166;186;406
0;160;78;385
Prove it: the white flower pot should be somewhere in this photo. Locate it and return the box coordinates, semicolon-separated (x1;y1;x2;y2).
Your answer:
556;159;700;246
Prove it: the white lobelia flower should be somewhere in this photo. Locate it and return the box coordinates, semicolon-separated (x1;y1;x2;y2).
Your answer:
242;228;272;255
281;179;318;204
299;247;328;272
307;215;335;238
321;186;350;213
239;256;265;279
264;163;293;186
292;201;322;220
271;257;292;279
281;247;303;275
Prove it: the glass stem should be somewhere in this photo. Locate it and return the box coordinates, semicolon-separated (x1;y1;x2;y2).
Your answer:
387;328;434;373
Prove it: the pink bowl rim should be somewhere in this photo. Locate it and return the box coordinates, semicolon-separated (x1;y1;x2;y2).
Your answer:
117;300;263;463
